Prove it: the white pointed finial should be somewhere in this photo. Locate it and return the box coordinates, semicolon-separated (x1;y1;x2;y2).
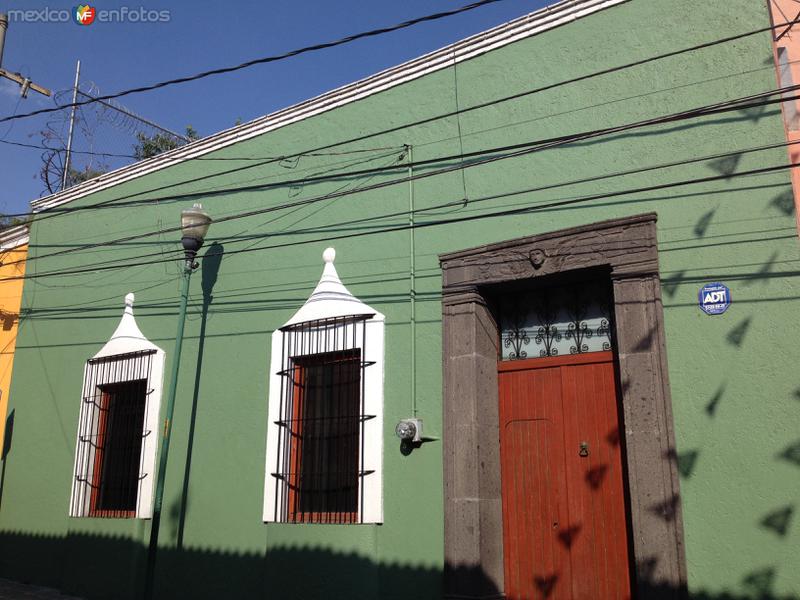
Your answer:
323;247;336;264
122;292;134;321
124;292;135;315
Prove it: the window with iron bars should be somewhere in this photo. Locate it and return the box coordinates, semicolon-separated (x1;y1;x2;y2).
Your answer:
265;314;383;524
70;350;159;518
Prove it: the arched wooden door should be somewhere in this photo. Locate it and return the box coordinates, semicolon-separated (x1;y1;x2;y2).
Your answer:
498;351;632;600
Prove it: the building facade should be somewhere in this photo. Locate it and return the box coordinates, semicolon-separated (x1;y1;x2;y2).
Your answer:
0;0;799;598
0;226;28;455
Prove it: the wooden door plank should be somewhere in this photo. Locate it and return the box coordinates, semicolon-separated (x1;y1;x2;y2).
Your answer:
499;352;631;600
560;362;588;600
547;368;571;600
500;366;569;599
598;361;632;599
563;358;632;600
498;351;614;372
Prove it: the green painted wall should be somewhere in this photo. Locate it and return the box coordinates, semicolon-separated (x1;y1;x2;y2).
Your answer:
1;0;798;598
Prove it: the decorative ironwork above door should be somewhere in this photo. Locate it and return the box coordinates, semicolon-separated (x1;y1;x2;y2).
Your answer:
497;280;615;360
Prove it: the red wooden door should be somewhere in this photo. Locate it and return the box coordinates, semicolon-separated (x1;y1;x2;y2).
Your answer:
498;351;632;600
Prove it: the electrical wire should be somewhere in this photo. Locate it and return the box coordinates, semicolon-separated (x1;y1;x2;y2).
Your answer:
0;93;24;141
0;13;796;274
7;78;798;230
0;137;134;158
11;17;798;222
19;134;798;277
3;80;796;272
4;159;797;283
193;164;800;259
0;136;405;161
0;0;505;125
0;84;790;278
9;81;800;274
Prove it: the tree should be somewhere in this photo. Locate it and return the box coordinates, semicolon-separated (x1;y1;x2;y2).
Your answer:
0;215;31;230
65;165;108;186
133;125;199;160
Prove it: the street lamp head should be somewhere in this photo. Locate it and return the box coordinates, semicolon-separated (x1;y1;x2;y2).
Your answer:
181;203;212;267
181;203;212;244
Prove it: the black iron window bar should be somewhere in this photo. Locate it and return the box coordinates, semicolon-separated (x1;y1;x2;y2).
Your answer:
499;280;616;360
71;349;156;519
270;314;376;524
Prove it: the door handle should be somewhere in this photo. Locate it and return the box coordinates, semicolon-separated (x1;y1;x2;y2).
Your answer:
579;441;589;457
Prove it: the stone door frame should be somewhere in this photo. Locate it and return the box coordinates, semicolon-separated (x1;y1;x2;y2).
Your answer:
439;213;688;599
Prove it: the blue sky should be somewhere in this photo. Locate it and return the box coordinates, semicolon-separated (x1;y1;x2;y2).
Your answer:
0;0;546;216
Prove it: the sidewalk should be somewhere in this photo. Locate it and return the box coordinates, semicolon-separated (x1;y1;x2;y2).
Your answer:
0;579;84;600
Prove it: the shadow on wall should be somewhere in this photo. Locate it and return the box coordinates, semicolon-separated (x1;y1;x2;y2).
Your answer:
0;531;443;600
657;204;799;600
175;241;224;549
0;410;13;512
0;531;797;600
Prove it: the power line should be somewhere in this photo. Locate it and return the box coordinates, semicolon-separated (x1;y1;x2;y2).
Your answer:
9;79;797;227
0;27;790;270
776;8;800;41
10;80;800;272
0;0;504;125
6;159;798;283
3;42;791;168
3;16;792;220
21;136;800;276
21;16;798;224
189;162;800;257
4;83;798;276
0;135;404;161
33;81;800;217
223;140;800;243
0;137;134;159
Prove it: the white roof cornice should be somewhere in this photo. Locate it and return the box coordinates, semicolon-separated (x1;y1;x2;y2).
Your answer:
30;0;628;214
0;225;29;251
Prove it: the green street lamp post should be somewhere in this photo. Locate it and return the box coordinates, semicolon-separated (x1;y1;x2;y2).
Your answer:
143;203;212;600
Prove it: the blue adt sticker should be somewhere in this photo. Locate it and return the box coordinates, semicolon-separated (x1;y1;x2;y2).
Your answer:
699;282;731;315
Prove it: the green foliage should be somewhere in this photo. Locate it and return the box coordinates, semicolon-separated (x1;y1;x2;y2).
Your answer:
133;125;200;160
65;165;107;187
0;214;31;230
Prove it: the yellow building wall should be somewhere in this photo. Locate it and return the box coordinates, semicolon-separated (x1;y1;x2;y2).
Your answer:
0;243;27;454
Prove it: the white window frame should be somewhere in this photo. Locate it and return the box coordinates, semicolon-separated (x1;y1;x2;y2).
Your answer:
263;250;385;524
68;293;165;519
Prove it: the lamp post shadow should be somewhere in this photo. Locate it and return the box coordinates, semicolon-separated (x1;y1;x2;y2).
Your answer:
0;409;14;511
175;242;223;549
